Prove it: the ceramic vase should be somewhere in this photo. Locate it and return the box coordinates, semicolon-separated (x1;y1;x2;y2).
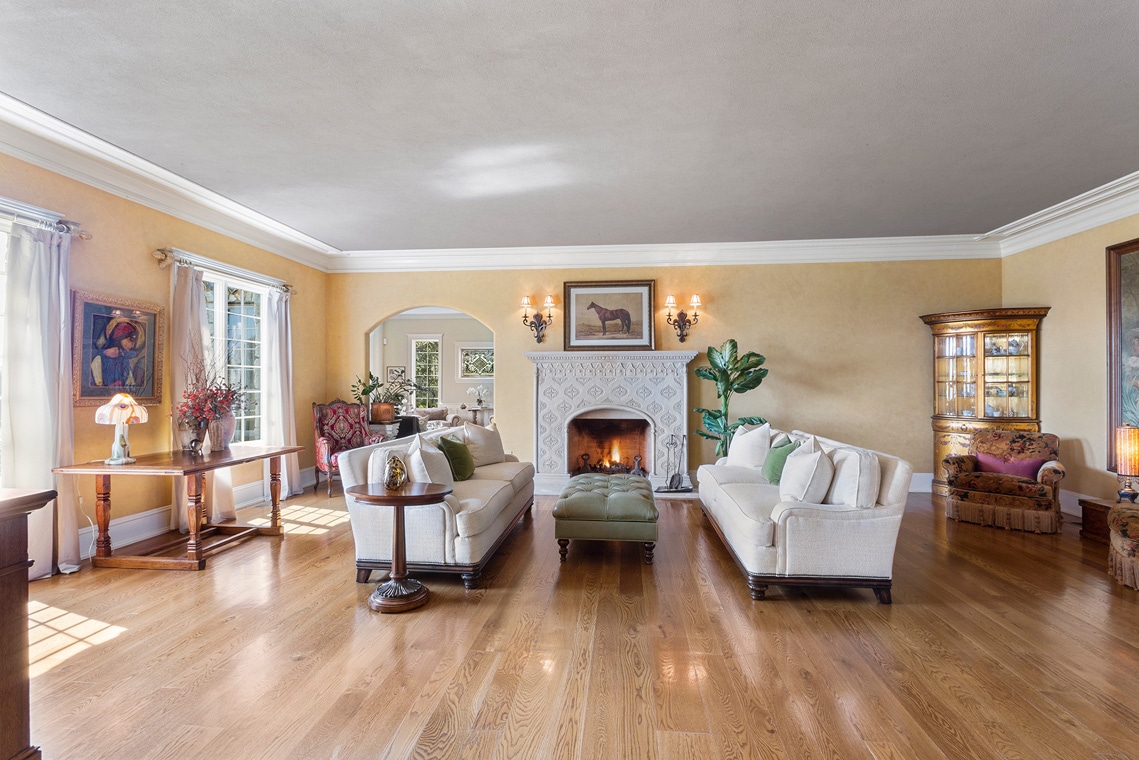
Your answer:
207;412;237;452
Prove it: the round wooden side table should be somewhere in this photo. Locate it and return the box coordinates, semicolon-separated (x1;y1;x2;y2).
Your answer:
346;482;453;613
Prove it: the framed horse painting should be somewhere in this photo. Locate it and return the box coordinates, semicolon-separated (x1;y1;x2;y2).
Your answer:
564;280;655;350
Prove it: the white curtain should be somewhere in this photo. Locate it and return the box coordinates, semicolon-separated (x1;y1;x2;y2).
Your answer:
1;225;80;578
169;264;234;531
264;289;301;496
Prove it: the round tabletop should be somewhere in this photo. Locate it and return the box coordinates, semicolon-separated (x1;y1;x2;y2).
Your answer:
346;482;453;506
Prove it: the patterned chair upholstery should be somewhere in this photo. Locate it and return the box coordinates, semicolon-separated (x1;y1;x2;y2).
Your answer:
943;431;1065;533
312;399;383;496
1109;505;1139;590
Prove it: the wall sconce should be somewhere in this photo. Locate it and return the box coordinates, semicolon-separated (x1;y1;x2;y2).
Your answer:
522;295;555;344
1117;424;1139;502
95;393;148;465
665;294;701;343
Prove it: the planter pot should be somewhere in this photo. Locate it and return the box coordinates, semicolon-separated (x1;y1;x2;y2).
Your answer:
207;412;237;452
371;402;397;423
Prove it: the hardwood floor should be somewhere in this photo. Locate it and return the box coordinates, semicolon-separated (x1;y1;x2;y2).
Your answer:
26;492;1139;759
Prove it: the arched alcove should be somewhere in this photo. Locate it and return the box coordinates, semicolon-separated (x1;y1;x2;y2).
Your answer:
366;306;494;414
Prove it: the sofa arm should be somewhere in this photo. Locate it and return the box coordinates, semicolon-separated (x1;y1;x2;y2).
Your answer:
448;414;463;427
943;454;977;480
770;500;904;578
1038;460;1066;487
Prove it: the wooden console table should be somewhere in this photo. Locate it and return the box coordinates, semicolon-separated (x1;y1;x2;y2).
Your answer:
1;488;55;760
54;445;302;571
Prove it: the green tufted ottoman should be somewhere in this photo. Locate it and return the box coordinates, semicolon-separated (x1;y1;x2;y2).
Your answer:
1109;504;1139;590
553;473;659;563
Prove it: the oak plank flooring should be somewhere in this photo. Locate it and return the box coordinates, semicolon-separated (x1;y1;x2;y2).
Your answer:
26;492;1139;759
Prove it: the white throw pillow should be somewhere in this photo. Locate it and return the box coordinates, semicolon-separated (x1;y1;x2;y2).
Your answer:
463;422;506;467
824;447;881;508
779;437;834;503
407;435;454;486
725;422;771;468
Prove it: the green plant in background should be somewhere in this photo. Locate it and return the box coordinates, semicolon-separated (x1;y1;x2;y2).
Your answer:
694;338;769;457
350;372;383;405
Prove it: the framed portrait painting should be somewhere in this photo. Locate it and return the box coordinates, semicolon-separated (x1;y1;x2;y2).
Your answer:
1108;237;1139;470
72;291;165;406
563;280;655;350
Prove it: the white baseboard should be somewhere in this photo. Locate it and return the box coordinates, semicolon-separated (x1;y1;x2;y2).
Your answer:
910;472;933;493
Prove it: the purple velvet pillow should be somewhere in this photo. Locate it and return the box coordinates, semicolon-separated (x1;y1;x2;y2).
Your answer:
975;452;1047;479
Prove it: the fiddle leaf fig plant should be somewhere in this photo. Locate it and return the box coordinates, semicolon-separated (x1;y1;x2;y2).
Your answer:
694;338;769;457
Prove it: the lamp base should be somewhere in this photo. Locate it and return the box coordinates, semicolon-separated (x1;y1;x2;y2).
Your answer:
104;456;136;466
1118;488;1138;504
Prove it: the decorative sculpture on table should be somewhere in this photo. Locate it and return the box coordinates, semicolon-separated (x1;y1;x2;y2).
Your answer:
384;454;408;490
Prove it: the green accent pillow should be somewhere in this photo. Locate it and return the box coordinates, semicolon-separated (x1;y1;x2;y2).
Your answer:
438;436;476;481
762;440;801;485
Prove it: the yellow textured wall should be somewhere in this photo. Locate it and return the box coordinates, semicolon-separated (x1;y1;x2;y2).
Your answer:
0;153;328;521
1003;214;1139;499
327;259;1002;473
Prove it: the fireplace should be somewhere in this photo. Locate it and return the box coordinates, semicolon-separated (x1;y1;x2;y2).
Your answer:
526;350;697;493
567;411;651;476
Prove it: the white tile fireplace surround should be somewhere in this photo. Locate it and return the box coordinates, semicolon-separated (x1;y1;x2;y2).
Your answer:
525;350;698;494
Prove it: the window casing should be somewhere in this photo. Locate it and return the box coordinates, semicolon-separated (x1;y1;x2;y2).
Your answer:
0;221;8;476
409;335;441;408
203;274;266;443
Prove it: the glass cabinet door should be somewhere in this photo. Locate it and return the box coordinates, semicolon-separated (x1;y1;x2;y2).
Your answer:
935;334;976;417
982;332;1032;418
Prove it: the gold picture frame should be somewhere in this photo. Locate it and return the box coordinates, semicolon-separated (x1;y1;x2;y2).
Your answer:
563;280;655;350
72;290;165;406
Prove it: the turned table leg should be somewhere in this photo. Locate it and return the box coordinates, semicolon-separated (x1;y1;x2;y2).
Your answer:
94;474;112;558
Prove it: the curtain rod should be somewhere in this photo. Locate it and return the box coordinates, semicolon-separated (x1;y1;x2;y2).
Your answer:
152;247;295;294
0;197;92;239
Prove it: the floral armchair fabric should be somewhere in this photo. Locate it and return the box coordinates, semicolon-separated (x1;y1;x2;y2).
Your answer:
943;431;1065;533
1109;505;1139;590
312;399;383;496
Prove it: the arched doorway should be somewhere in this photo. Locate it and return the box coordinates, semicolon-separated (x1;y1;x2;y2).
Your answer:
367;307;494;421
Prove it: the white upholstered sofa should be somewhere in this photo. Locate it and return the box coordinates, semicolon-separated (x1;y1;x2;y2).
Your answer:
339;423;535;589
696;425;913;603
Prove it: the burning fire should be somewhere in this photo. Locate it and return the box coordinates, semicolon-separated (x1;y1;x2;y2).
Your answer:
602;442;621;468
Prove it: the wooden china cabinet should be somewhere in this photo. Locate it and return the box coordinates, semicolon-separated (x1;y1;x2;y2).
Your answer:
920;308;1049;496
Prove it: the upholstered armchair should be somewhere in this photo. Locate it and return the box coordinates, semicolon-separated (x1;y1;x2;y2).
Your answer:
943;431;1065;533
312;399;383;496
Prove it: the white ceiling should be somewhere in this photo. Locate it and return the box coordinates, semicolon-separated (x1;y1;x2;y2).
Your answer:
2;1;1139;259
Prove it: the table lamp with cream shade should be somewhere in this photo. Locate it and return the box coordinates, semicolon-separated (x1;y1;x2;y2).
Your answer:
1116;424;1139;503
95;393;148;465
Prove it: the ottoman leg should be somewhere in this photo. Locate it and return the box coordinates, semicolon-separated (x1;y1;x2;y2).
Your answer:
642;542;655;564
558;538;569;562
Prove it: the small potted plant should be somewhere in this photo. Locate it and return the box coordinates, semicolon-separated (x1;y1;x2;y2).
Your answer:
350;372;388;423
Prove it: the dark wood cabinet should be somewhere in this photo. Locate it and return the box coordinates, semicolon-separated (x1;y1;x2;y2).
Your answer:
0;488;54;760
1078;497;1113;544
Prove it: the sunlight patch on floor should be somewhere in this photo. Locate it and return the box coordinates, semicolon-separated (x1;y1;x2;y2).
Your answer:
27;601;126;678
247;504;350;534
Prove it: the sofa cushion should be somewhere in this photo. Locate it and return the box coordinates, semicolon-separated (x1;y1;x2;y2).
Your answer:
469;460;536;494
451;479;515;537
463;422;506;467
726;422;771;468
824;447;881;509
762;439;800;485
779;437;834;503
438;436;476;481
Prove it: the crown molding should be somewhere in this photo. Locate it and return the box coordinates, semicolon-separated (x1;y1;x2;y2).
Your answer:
4;92;1137;271
328;235;1000;272
984;169;1139;256
0;93;337;269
